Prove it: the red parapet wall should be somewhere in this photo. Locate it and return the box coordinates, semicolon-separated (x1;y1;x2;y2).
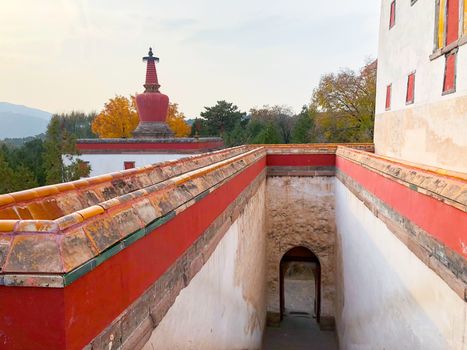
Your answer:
0;157;266;350
0;287;66;349
336;156;466;258
0;146;464;349
267;154;336;167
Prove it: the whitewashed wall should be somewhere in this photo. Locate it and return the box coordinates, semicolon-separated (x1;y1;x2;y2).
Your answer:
335;179;467;350
375;0;467;172
376;0;466;113
71;154;189;177
142;180;267;350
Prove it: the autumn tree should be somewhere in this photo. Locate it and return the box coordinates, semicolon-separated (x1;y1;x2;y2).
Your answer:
92;95;139;138
311;60;377;142
166;103;191;137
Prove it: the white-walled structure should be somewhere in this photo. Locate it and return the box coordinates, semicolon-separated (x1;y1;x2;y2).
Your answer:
375;0;467;172
335;179;466;350
142;180;267;350
77;153;188;177
1;2;466;348
75;138;224;176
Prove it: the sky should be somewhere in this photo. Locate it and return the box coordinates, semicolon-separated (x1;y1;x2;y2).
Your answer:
0;0;380;117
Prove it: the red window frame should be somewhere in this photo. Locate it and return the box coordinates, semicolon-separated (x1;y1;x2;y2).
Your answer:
443;51;457;94
445;0;459;46
124;161;136;170
389;1;396;29
385;84;392;110
406;72;416;104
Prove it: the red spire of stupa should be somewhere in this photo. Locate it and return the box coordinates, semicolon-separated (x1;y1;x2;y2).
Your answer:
143;47;160;92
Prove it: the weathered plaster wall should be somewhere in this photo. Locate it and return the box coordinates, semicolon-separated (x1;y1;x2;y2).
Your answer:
142;180;267;350
374;95;467;173
335;179;467;350
265;176;336;326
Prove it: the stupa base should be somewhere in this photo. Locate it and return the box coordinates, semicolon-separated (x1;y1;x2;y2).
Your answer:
132;122;174;138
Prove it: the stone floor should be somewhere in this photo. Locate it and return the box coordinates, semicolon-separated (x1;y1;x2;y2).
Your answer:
262;314;338;350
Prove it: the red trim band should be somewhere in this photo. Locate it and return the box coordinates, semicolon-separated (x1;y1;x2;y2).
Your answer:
77;141;224;152
337;156;466;258
267;154;336;167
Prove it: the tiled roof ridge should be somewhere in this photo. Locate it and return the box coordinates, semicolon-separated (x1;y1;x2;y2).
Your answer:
0;145;252;221
265;143;374;153
337;146;467;211
77;137;223;144
0;147;267;280
338;146;467;182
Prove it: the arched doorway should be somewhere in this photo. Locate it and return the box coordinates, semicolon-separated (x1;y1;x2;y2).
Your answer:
279;246;321;323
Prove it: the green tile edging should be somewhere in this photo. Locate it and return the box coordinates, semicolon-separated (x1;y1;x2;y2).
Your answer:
63;176;237;286
63;210;177;287
1;154;265;288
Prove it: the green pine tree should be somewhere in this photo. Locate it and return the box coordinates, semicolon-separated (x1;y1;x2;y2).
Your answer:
224;121;248;147
291;106;314;143
200;101;246;136
11;165;38;191
0;149;15;194
253;122;282;144
43;117;64;184
43;116;90;185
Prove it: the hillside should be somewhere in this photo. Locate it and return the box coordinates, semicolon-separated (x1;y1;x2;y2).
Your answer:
0;102;51;139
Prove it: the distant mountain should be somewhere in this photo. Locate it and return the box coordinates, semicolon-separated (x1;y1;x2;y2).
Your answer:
0;102;51;139
1;134;46;148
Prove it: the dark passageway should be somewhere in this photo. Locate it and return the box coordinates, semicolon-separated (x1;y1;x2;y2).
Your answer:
263;247;338;350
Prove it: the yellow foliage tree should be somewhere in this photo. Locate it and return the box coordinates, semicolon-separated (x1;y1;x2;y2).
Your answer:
167;103;191;137
311;60;377;142
92;95;139;138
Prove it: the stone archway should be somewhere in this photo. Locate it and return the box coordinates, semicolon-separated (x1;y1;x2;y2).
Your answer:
280;246;321;322
265;176;336;330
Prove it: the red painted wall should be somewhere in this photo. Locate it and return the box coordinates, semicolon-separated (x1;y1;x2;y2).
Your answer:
0;287;66;349
337;156;466;258
267;154;335;167
0;157;266;350
76;141;224;153
0;152;464;349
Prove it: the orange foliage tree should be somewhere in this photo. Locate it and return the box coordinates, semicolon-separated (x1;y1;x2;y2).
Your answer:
167;103;191;137
92;95;139;138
